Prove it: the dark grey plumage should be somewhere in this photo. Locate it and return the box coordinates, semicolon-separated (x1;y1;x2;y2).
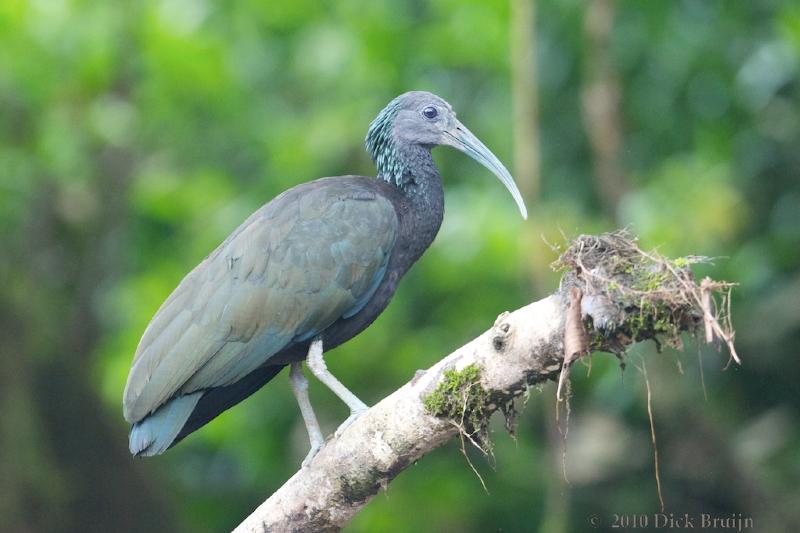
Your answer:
123;91;526;458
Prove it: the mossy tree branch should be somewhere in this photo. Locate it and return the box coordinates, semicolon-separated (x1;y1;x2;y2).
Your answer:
234;232;737;533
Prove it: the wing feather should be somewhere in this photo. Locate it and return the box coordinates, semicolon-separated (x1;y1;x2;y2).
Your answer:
123;178;398;423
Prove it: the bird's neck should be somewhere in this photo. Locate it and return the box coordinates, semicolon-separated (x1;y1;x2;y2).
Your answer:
366;118;444;253
392;144;445;259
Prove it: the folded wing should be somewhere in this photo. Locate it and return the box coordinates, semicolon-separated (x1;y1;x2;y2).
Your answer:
122;177;398;424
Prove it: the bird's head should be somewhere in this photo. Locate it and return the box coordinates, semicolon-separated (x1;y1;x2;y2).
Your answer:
366;91;527;219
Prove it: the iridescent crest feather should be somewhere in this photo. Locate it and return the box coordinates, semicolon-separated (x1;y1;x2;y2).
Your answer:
365;96;410;188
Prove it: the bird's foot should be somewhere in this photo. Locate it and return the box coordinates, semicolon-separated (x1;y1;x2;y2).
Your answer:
334;406;369;439
301;439;324;469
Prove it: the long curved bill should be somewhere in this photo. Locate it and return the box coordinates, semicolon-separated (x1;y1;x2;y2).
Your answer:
442;120;528;220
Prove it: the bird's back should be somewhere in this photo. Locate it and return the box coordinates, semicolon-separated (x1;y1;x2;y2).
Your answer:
123;176;400;455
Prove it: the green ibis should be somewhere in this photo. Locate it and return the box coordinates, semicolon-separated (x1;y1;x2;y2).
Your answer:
123;91;527;465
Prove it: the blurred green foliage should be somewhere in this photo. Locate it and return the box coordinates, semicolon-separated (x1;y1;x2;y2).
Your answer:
1;0;799;532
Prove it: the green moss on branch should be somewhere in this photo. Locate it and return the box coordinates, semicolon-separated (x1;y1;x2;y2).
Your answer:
423;364;491;449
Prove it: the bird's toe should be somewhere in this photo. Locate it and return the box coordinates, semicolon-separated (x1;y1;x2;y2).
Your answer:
301;440;324;469
334;407;368;439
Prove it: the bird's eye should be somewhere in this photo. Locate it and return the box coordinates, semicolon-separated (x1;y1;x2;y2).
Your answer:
422;106;438;119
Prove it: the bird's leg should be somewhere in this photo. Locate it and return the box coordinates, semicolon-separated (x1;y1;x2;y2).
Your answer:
306;337;369;438
288;361;325;468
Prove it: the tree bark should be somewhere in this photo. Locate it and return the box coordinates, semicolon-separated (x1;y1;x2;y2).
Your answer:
234;232;737;532
234;295;568;532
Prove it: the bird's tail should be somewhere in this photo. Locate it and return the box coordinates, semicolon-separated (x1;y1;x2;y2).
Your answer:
129;392;203;457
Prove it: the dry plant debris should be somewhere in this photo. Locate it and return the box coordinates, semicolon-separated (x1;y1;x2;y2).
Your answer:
552;231;738;363
423;231;739;496
551;231;739;509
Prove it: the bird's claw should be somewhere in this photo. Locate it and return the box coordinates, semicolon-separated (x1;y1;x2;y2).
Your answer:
301;440;324;469
334;407;368;439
